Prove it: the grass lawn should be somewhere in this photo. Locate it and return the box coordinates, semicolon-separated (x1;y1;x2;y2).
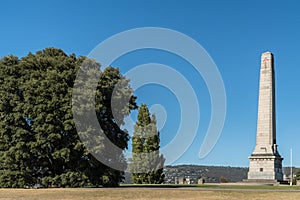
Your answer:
121;184;300;190
0;187;300;200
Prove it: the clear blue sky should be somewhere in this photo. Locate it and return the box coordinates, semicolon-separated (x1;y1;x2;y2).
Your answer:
1;0;300;167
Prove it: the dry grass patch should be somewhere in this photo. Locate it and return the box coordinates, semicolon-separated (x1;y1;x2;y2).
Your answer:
0;188;299;200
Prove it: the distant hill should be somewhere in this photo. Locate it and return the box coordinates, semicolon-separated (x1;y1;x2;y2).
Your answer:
123;165;299;184
123;165;248;184
163;165;248;184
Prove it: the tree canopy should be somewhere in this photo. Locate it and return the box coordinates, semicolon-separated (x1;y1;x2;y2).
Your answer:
0;48;137;187
129;104;165;184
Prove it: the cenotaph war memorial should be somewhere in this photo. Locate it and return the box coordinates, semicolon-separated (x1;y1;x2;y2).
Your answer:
247;52;284;181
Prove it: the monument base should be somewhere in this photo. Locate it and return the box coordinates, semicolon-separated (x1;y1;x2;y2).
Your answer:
248;153;283;181
242;179;288;186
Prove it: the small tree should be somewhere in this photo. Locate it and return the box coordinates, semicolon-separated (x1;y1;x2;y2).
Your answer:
129;104;165;184
220;176;229;183
294;169;300;185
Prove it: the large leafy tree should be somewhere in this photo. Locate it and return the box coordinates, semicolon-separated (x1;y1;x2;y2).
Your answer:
129;104;165;184
0;48;137;187
0;55;33;187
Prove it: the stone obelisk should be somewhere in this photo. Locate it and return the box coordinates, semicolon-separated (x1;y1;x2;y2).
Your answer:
247;52;283;181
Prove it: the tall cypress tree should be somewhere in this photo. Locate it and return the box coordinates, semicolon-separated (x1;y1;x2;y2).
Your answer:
129;104;165;184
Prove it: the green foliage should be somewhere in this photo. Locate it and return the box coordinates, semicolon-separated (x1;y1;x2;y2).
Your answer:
294;169;300;185
129;104;165;184
0;48;137;188
296;169;300;179
220;176;229;183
